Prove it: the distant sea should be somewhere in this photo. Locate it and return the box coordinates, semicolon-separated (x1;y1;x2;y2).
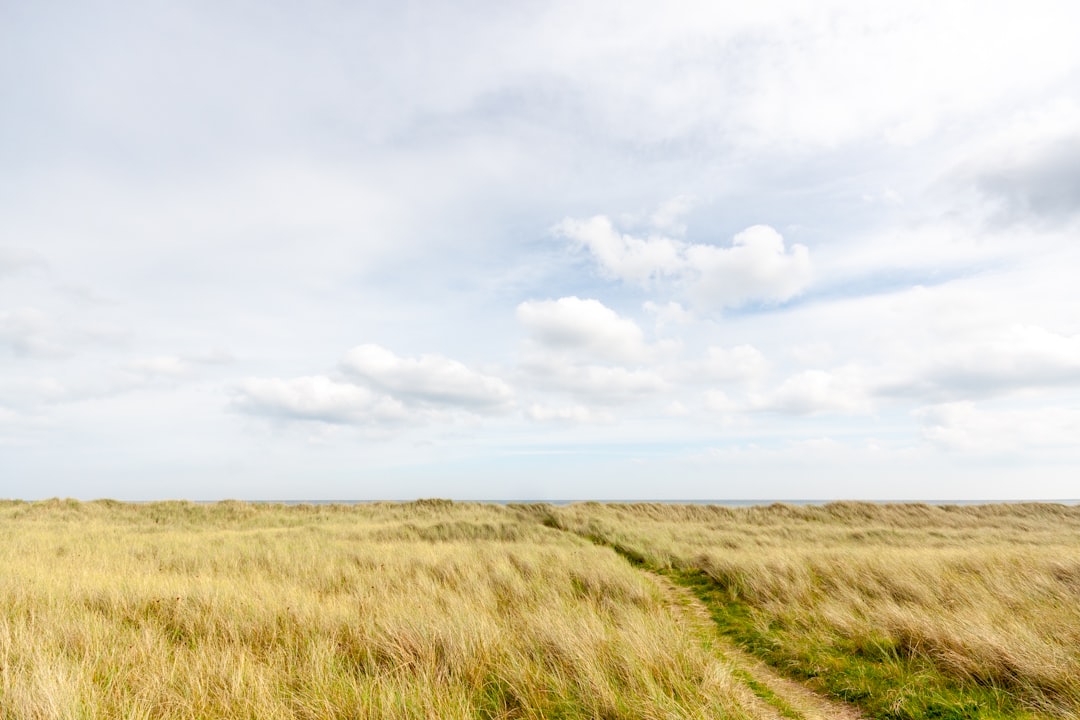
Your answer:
261;499;1080;506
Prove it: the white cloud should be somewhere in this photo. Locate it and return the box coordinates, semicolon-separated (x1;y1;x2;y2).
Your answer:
931;325;1080;392
915;401;1080;453
648;195;695;236
887;325;1080;400
643;300;694;327
0;247;45;278
704;390;739;413
0;405;21;425
789;436;846;457
517;296;672;364
664;400;688;416
787;341;834;366
526;403;612;424
0;376;70;415
340;344;514;410
556;216;686;285
516;297;676;406
233;343;516;428
684;225;812;308
756;367;872;416
691;345;769;384
966;112;1080;226
0;309;63;358
126;355;190;378
521;359;668;404
233;344;516;428
234;376;408;425
559;216;812;310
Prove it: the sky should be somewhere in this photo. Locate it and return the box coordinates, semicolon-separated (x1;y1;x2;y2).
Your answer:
3;1;1080;501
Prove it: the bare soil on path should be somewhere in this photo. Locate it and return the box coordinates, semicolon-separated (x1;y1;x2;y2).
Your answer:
650;568;867;720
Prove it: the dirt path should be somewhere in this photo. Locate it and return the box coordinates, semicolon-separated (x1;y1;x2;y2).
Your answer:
652;570;867;720
533;512;868;719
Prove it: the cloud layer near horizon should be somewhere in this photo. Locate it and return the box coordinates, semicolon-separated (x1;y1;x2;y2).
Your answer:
3;0;1080;500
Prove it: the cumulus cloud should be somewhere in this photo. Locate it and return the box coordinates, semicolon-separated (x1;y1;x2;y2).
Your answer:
684;225;812;308
515;297;675;405
234;376;408;425
233;345;515;427
558;215;811;310
340;344;513;410
556;216;686;285
517;296;668;364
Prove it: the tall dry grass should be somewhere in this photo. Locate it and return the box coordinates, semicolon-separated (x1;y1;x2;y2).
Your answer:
548;502;1080;717
0;499;755;720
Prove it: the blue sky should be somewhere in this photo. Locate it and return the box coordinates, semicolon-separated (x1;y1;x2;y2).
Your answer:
3;1;1080;500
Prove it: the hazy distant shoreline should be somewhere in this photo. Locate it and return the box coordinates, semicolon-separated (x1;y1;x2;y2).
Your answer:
228;498;1080;506
11;497;1080;505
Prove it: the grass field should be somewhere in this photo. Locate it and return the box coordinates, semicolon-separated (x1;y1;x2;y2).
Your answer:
2;499;1078;719
0;499;755;719
546;502;1080;720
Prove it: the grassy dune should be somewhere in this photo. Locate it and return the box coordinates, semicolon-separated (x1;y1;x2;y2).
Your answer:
3;499;1079;719
547;502;1080;719
0;499;752;720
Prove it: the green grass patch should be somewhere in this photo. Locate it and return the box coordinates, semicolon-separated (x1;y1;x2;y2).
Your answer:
671;569;1044;720
724;664;803;720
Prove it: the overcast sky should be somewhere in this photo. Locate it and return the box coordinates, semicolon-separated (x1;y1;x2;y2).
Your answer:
3;1;1080;500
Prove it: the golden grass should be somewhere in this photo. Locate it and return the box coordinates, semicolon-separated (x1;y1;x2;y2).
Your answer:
8;498;1078;719
548;502;1080;718
0;499;754;720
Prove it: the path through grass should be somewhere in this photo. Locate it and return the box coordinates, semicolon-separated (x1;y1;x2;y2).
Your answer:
543;502;1079;720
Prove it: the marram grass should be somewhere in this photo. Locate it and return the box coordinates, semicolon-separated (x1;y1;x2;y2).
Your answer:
547;501;1080;720
0;499;752;720
4;499;1079;719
